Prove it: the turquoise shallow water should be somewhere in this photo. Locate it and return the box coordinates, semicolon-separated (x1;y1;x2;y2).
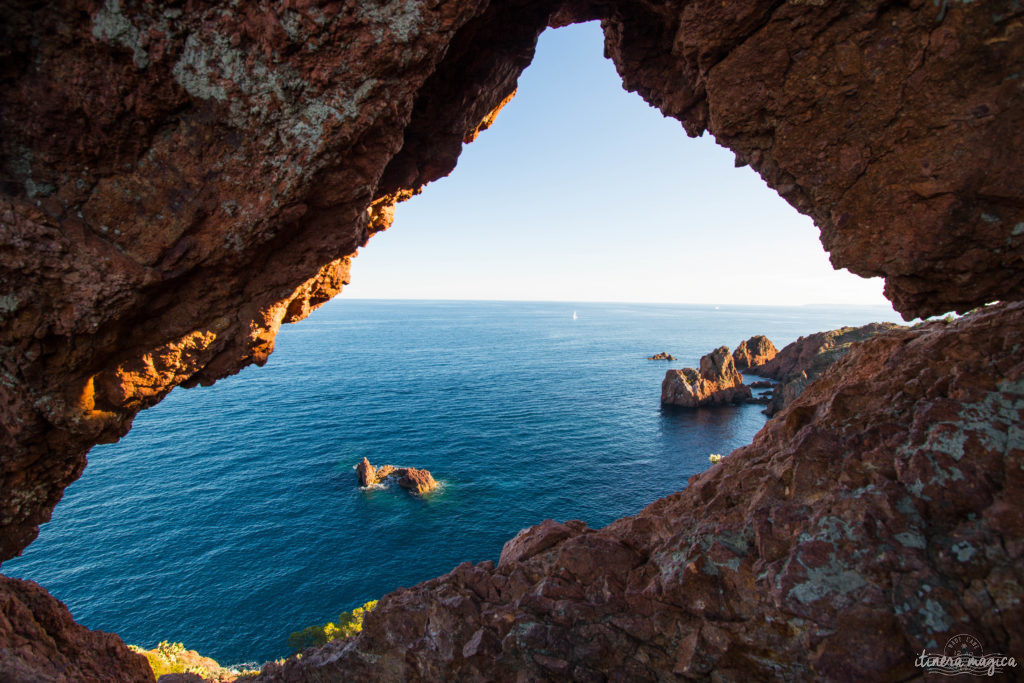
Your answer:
3;300;904;664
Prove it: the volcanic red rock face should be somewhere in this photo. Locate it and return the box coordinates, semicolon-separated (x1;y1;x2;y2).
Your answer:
732;335;777;370
253;303;1024;681
0;576;153;682
1;0;1022;565
661;346;751;407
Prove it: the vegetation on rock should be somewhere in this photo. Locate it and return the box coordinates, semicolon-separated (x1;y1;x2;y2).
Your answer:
287;600;379;653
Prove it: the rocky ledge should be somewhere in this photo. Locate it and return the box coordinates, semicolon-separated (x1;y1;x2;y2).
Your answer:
251;301;1024;681
661;346;751;408
356;457;438;495
748;322;903;416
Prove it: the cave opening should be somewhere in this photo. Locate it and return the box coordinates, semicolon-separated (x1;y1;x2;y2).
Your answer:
4;20;902;668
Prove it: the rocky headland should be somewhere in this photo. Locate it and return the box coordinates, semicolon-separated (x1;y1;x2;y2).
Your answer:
747;322;904;416
0;0;1022;680
661;346;751;408
356;457;438;495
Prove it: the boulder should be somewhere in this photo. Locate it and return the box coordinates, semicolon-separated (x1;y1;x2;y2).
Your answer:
661;347;752;407
733;336;778;370
396;468;438;495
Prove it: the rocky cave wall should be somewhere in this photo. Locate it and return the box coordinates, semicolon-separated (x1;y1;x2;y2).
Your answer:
0;0;1023;679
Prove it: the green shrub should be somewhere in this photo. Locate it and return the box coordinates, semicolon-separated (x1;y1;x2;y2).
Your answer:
287;600;379;652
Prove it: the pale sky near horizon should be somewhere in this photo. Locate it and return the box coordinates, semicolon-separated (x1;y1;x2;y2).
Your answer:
343;21;894;309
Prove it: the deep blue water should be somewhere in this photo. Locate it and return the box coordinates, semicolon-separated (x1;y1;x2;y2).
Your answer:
3;300;905;664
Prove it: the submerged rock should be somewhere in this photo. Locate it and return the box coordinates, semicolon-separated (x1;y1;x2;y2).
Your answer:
732;335;778;370
357;457;437;495
661;346;752;407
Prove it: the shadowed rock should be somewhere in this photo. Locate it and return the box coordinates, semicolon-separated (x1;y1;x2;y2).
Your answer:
0;577;153;682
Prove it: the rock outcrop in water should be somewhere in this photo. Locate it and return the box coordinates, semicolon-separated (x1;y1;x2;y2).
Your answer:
357;457;437;495
749;322;903;416
0;0;1022;679
661;346;751;407
647;352;675;361
252;303;1024;681
732;335;777;370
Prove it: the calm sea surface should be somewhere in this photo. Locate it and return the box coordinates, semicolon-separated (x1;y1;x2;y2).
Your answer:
4;300;905;664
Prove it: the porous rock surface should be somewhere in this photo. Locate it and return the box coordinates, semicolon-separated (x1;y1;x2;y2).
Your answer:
732;335;777;371
750;322;903;416
0;576;153;682
661;346;751;407
254;303;1024;681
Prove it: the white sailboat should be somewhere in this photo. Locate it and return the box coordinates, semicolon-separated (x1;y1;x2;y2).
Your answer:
572;311;578;320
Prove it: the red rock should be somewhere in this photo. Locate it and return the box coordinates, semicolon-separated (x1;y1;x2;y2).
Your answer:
356;458;436;494
0;576;152;682
355;457;375;487
661;346;752;407
751;322;903;415
732;335;778;370
395;468;437;495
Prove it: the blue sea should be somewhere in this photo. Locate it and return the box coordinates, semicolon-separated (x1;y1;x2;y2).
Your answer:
3;300;905;665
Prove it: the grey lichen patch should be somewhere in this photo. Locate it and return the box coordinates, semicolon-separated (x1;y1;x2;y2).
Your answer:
951;540;976;562
921;598;953;632
789;565;867;604
0;295;21;322
92;0;150;68
24;179;55;199
895;531;927;549
797;515;856;545
172;33;231;101
1013;222;1024;236
358;0;424;44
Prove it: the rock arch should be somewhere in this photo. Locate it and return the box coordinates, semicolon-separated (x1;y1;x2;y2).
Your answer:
0;1;1022;678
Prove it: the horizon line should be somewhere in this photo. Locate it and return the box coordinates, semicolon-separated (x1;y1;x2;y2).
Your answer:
331;295;901;309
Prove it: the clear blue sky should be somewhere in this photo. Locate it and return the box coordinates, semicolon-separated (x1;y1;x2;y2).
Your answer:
345;21;891;307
